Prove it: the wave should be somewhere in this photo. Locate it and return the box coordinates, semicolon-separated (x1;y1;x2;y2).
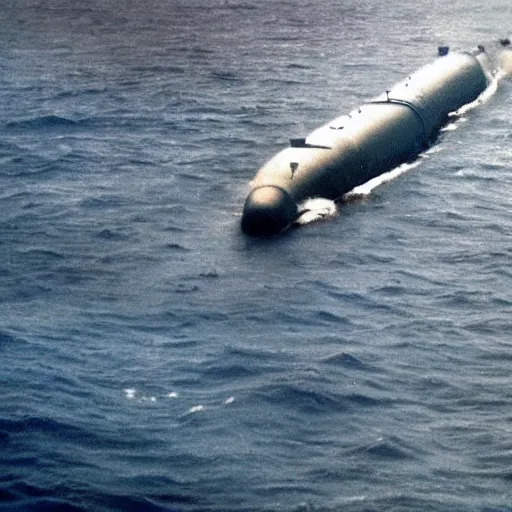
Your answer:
252;382;386;416
320;351;368;369
255;383;349;415
0;481;186;512
225;2;258;10
210;70;241;82
55;86;108;98
346;435;419;460
0;330;24;346
5;115;78;130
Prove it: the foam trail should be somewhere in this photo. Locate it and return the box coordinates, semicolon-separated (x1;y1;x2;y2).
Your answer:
450;68;500;118
498;49;512;77
343;158;425;199
295;197;337;225
441;122;459;132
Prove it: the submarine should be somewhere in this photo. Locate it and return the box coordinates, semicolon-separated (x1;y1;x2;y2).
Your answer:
241;47;492;236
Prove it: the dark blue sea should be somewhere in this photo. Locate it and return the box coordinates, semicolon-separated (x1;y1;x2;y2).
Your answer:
1;1;512;511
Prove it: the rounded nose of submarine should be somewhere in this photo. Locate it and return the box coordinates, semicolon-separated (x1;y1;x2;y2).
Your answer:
241;185;298;236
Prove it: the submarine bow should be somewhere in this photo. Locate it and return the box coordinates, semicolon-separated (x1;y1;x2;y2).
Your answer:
241;48;491;236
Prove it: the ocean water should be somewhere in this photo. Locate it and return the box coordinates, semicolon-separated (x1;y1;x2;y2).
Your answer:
1;1;512;511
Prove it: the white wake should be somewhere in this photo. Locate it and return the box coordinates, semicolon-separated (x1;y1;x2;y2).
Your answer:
295;197;338;225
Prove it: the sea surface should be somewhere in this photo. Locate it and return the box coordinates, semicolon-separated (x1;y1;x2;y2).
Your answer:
1;1;512;511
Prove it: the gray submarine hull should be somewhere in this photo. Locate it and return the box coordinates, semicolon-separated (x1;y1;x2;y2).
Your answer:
241;49;491;236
